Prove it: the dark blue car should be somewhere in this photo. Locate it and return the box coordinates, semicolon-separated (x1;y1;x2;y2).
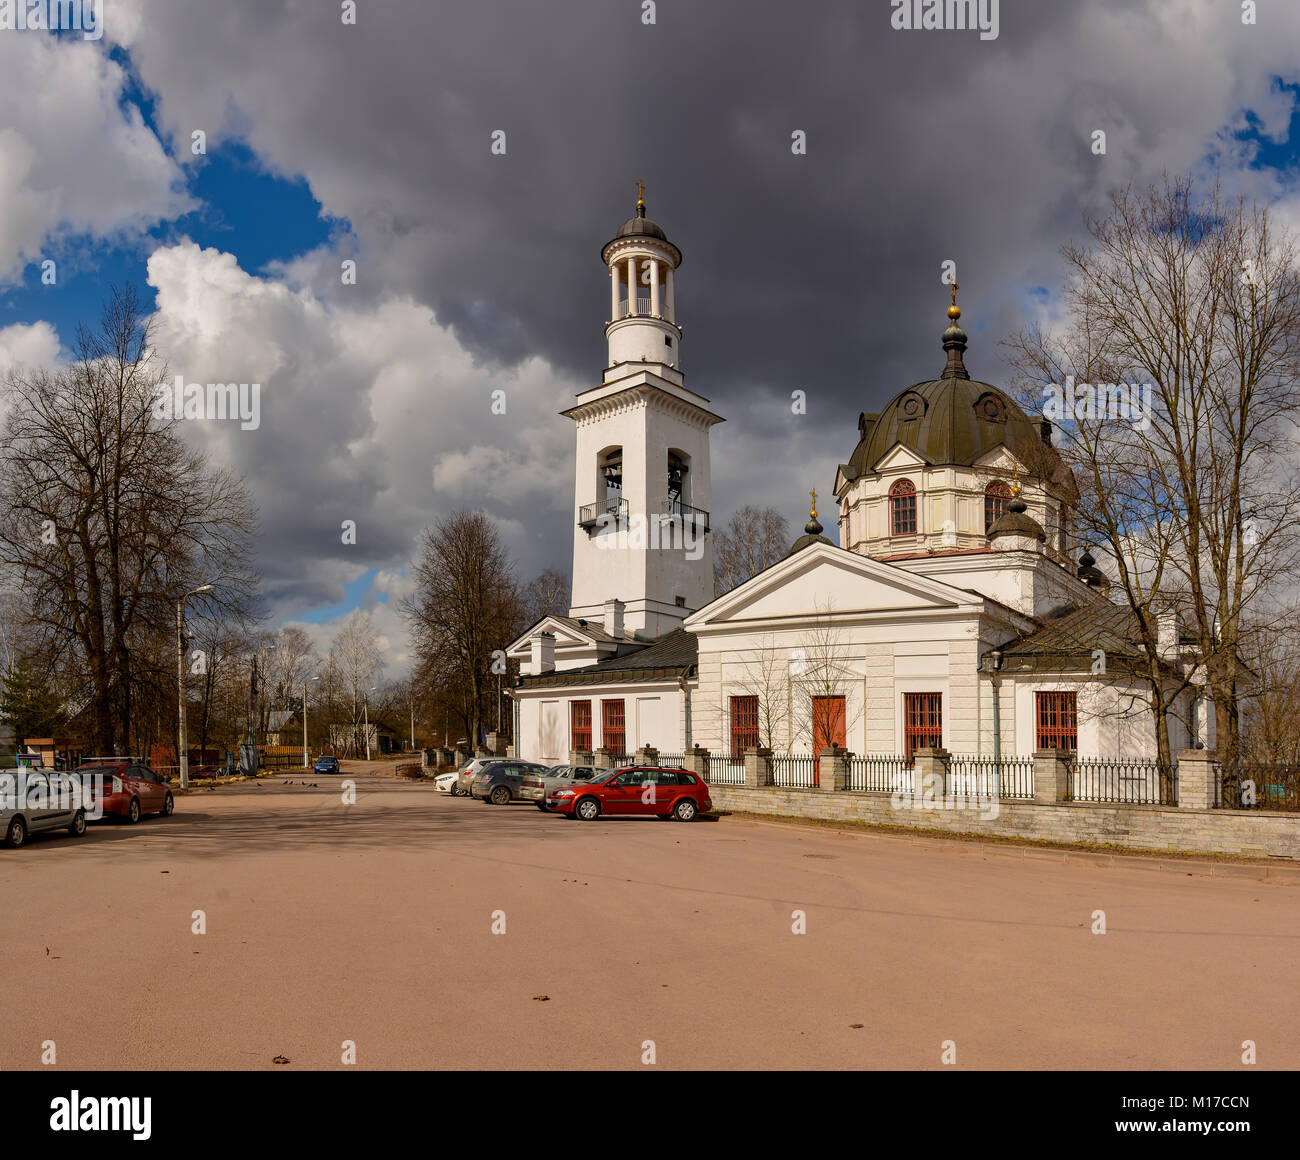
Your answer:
313;755;341;775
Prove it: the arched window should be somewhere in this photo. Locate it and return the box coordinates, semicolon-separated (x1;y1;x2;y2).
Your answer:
890;478;917;536
985;481;1012;534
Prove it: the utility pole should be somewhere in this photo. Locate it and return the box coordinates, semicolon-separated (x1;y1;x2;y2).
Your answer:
303;674;320;768
177;584;212;790
363;690;372;760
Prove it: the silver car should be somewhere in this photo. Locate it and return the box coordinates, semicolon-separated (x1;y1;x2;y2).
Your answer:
520;764;602;811
1;769;90;849
454;757;508;797
472;761;551;804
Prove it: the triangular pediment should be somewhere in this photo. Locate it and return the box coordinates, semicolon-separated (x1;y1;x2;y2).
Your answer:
506;615;612;656
972;444;1024;473
870;442;929;473
685;542;988;631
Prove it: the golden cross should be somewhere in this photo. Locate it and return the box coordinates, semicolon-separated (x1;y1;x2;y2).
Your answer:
809;487;818;517
636;180;645;205
950;280;959;308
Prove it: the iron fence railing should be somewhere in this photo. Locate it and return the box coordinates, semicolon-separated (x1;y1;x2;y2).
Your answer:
706;756;747;785
770;754;818;788
1067;757;1178;806
1215;762;1300;812
847;753;916;794
649;753;687;768
947;755;1036;800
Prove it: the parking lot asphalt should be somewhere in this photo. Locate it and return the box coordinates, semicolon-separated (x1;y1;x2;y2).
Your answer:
3;766;1298;1070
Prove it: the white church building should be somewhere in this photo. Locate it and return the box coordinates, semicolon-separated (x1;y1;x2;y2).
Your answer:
505;195;1213;776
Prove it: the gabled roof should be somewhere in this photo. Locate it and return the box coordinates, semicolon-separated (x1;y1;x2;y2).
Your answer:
506;613;632;656
687;539;1000;632
987;601;1180;675
517;628;697;689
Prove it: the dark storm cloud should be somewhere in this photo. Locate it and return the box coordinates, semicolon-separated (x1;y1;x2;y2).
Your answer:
110;0;1300;619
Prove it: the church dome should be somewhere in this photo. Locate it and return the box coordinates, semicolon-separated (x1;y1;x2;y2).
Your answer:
786;505;835;556
616;214;668;242
601;190;682;266
988;494;1046;542
840;297;1072;496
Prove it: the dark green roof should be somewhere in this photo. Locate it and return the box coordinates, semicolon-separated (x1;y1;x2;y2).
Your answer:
844;375;1064;477
983;602;1178;676
518;628;697;689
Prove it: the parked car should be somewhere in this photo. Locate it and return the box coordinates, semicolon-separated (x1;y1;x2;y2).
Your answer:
73;759;173;823
314;755;341;775
0;770;88;848
521;764;601;810
433;771;459;794
472;760;551;805
547;765;711;822
454;757;508;797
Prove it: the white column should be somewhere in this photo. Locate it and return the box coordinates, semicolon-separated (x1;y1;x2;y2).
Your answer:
627;257;636;314
650;258;661;317
610;264;619;321
665;266;675;323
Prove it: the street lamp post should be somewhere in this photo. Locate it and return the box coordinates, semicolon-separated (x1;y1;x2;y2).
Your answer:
360;686;378;760
177;584;213;790
302;676;319;768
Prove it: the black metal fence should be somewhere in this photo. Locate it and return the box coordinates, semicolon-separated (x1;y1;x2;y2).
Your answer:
1067;757;1178;806
770;754;818;788
948;755;1036;799
1215;763;1300;812
846;753;915;793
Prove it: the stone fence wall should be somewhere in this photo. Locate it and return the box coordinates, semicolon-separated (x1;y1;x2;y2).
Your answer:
683;747;1299;860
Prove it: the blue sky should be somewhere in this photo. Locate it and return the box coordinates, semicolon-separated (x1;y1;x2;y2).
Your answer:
1;54;345;346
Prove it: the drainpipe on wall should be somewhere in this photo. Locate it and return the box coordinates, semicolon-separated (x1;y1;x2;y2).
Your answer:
678;672;692;750
989;648;1004;763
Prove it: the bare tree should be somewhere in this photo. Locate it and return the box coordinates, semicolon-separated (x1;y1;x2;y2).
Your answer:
329;610;383;757
1241;616;1300;763
789;603;862;753
729;634;792;752
402;512;520;750
524;566;570;626
1006;176;1300;787
0;287;259;753
714;506;790;597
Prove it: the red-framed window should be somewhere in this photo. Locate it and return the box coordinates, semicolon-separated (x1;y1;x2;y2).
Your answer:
985;481;1012;533
904;692;942;760
890;478;917;536
1035;691;1078;751
601;699;626;754
730;695;760;757
570;700;592;751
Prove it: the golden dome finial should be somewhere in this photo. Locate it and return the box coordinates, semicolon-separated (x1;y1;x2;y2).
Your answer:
1011;464;1021;497
636;179;645;210
809;487;817;520
947;280;961;321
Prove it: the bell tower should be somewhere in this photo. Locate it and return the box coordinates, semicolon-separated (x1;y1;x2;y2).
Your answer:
564;189;723;640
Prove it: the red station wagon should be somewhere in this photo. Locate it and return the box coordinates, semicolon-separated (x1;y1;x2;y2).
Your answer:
547;765;711;822
74;759;174;823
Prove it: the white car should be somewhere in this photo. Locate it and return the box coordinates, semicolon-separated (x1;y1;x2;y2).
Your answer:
433;771;459;794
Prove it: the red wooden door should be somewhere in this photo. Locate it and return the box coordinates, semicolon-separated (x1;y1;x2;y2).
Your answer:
812;696;846;787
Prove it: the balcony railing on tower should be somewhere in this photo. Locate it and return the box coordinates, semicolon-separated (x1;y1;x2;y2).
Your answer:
661;499;710;534
578;497;628;532
616;297;658;319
